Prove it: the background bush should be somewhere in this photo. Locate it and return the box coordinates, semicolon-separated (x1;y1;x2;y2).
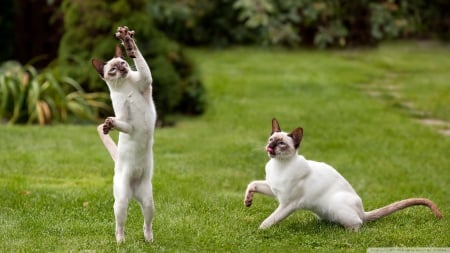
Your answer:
0;0;448;125
152;0;450;48
0;61;109;125
0;0;206;125
150;0;258;47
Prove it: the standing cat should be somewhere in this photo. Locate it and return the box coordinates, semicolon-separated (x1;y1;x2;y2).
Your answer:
244;118;442;230
92;26;156;242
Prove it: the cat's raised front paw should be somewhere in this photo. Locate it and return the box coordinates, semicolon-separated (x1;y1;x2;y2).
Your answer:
244;191;254;207
115;26;137;58
103;117;114;134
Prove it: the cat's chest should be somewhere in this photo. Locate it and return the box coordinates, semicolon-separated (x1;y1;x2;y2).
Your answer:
111;90;149;116
265;157;310;197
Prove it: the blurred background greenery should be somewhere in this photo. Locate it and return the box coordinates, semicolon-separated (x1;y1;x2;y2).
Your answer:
0;0;448;125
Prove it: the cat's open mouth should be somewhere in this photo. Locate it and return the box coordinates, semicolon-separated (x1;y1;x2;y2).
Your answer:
119;69;128;77
266;146;276;156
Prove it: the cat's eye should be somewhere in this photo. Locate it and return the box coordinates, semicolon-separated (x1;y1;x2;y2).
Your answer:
120;61;126;65
279;141;285;145
108;67;117;75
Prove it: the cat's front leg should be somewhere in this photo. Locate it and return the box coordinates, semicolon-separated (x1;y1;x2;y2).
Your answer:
259;204;296;229
103;117;115;134
103;117;132;134
115;26;137;58
244;180;274;207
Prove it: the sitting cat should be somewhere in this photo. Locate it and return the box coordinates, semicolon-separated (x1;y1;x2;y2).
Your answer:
244;118;442;230
92;26;156;242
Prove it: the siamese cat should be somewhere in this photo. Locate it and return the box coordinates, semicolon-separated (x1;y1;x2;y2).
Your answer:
244;118;442;230
92;26;156;242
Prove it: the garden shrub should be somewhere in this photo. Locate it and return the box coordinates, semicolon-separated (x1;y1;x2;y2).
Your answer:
0;61;109;125
152;0;450;49
151;0;260;47
233;0;404;48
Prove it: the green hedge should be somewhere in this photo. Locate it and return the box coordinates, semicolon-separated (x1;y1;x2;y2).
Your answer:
152;0;450;48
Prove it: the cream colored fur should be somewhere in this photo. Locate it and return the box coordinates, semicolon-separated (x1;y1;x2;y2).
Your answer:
244;118;442;230
92;26;156;242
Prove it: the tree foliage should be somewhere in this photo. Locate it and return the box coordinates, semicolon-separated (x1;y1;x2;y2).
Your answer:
151;0;256;47
152;0;450;48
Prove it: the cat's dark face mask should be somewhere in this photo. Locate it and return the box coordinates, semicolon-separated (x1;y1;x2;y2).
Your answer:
267;118;303;159
106;59;129;79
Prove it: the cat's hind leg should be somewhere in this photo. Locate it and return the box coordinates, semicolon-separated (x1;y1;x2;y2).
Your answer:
244;180;274;207
335;210;363;232
113;177;132;243
327;192;364;232
134;179;155;242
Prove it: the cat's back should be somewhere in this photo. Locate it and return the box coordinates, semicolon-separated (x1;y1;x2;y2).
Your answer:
307;160;343;181
306;159;356;193
307;160;337;175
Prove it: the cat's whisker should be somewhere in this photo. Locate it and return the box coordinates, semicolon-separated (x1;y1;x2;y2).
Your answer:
251;144;266;153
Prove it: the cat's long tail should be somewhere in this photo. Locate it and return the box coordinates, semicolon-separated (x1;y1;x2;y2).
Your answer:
97;124;117;163
363;198;442;222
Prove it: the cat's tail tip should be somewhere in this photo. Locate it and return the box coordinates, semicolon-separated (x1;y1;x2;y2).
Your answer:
364;198;443;222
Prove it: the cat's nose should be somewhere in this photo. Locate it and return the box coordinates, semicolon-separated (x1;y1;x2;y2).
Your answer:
268;142;276;149
266;146;276;155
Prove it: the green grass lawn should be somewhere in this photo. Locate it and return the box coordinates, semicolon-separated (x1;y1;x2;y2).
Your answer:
1;41;449;252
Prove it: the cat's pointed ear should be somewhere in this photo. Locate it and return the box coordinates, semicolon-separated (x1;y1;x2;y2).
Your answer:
115;44;124;58
271;118;281;135
288;127;303;149
91;59;105;77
